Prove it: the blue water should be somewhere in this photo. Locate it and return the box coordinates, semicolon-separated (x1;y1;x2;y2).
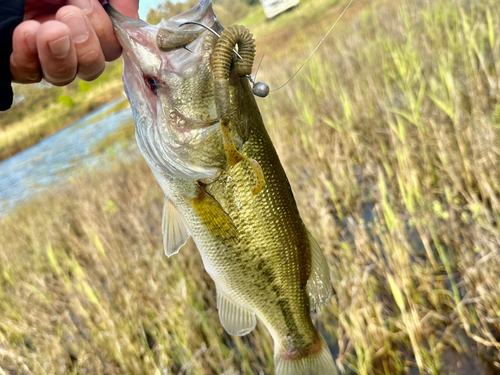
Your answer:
0;99;135;214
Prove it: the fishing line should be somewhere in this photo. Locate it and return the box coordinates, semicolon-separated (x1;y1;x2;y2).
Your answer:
269;0;354;93
178;0;354;97
253;54;265;83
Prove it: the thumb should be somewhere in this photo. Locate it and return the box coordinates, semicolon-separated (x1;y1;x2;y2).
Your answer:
108;0;140;19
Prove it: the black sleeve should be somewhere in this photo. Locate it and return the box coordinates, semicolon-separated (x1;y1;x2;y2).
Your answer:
0;1;25;111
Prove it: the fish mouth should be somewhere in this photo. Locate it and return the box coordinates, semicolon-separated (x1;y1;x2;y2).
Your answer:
105;0;222;127
104;0;226;180
104;0;215;37
104;0;218;72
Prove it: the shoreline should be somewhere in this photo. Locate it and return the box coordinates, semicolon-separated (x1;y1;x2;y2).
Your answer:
0;60;124;163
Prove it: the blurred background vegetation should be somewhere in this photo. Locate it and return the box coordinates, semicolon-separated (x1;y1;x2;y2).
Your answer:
1;0;500;374
146;0;258;25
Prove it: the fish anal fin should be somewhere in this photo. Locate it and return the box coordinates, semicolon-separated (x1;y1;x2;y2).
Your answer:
162;198;189;257
305;231;333;311
216;290;257;336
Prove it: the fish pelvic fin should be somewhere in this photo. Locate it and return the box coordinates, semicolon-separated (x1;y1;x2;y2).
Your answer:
306;231;333;311
216;289;257;336
162;198;189;257
274;335;338;375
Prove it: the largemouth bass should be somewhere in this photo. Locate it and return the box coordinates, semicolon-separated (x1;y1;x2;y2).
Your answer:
106;1;338;374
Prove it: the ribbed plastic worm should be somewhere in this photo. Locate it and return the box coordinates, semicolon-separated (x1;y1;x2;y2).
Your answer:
212;25;266;195
157;28;203;52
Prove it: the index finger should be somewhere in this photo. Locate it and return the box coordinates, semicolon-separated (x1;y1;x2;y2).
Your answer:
68;0;121;61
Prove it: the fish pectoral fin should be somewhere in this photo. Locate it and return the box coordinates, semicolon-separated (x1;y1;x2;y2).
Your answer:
162;198;189;257
305;231;333;311
189;185;238;243
216;289;257;336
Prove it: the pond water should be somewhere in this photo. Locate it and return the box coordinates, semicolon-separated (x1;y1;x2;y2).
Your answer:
0;99;135;214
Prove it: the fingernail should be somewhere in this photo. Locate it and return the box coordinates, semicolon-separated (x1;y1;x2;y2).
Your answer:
25;32;37;52
64;14;89;44
27;73;40;82
70;0;91;12
48;35;71;58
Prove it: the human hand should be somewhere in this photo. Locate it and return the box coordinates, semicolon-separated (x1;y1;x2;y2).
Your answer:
10;0;139;86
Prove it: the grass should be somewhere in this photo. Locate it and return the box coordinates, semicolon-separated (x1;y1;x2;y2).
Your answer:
2;0;500;373
0;60;125;161
92;116;135;154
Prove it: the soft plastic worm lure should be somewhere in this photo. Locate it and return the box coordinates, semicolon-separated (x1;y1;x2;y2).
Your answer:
212;25;266;195
176;22;266;194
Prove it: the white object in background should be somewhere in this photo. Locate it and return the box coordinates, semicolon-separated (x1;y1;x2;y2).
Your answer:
260;0;300;18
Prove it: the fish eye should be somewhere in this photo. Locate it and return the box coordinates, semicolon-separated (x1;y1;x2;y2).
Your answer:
143;75;158;94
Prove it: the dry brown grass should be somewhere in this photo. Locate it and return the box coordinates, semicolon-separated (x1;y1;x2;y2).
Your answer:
1;0;500;373
0;156;276;374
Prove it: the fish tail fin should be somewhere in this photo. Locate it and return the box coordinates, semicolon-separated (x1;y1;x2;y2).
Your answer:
274;335;338;375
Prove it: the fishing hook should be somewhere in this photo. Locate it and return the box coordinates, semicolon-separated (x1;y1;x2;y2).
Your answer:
178;21;270;98
179;21;243;59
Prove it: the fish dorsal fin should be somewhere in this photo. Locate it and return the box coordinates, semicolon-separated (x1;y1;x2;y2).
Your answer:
306;231;333;311
216;289;257;336
162;198;189;257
